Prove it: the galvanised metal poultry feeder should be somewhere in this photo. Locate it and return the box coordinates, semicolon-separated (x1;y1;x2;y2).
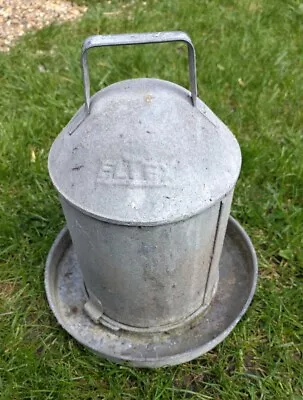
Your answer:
45;31;257;367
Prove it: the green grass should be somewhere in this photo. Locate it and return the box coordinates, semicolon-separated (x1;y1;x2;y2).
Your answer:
0;0;302;398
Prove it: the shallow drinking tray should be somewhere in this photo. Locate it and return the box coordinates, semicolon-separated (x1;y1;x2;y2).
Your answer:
45;216;257;368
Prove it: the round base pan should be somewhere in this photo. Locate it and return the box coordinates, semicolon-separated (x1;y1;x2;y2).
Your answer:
45;216;257;368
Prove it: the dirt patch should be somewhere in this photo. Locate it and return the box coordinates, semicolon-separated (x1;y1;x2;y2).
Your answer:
0;0;87;52
0;281;16;300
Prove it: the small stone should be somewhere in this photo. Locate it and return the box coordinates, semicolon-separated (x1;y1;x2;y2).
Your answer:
38;64;46;72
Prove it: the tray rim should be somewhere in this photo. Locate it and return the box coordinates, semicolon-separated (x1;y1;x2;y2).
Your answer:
45;216;258;367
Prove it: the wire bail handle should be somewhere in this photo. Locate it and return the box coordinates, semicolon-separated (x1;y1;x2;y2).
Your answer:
81;31;198;114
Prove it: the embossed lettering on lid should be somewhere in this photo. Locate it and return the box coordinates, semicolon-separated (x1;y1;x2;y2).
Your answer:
48;78;241;225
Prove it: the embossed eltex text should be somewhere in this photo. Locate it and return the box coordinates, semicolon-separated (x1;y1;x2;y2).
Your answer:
97;158;175;187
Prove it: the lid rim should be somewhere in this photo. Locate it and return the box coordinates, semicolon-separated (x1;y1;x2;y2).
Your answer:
55;182;238;227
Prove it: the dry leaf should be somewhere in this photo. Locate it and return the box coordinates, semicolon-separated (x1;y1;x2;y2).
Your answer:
238;78;246;87
31;148;36;163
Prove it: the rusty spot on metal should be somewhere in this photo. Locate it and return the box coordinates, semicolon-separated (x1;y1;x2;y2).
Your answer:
144;94;153;103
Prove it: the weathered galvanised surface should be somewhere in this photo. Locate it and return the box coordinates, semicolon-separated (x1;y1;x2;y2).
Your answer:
46;32;256;366
45;217;258;367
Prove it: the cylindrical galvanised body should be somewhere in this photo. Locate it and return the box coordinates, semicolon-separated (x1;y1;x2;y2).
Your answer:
48;32;242;332
60;191;233;330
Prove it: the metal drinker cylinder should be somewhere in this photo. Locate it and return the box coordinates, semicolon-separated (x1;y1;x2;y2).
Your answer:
48;33;242;334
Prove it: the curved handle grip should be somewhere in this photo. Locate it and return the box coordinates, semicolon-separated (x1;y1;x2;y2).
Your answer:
81;31;197;114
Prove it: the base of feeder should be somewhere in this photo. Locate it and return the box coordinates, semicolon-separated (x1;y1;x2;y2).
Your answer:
45;216;257;368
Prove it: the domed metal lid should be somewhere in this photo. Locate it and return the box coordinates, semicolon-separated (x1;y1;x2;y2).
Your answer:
48;32;241;226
